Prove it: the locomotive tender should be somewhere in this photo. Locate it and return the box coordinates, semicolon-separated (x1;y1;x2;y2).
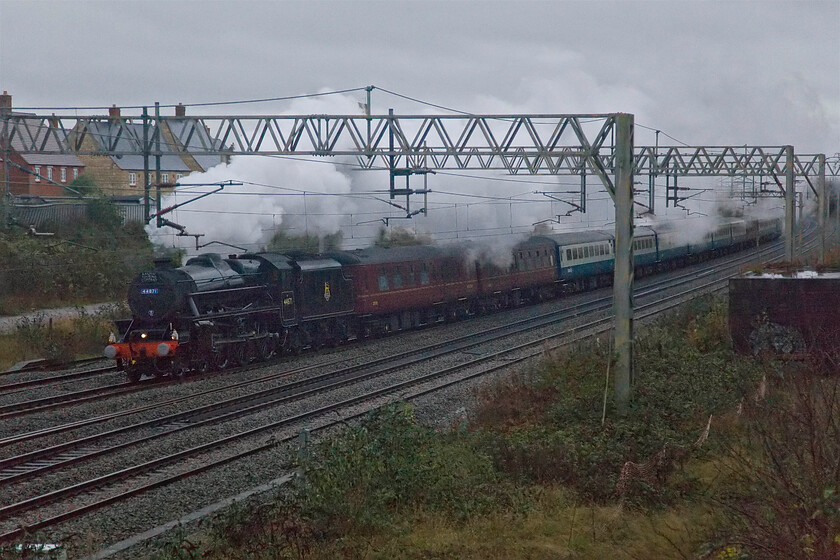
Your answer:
105;217;781;381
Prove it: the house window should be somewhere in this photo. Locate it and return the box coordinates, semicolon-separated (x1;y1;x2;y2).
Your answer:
392;269;403;289
60;168;67;182
129;172;137;186
47;167;53;180
176;174;183;181
73;168;79;180
161;173;169;183
378;271;389;291
34;166;41;182
420;263;430;285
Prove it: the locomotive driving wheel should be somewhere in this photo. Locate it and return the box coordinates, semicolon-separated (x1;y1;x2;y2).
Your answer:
125;363;142;383
212;349;230;370
192;355;211;375
255;336;274;361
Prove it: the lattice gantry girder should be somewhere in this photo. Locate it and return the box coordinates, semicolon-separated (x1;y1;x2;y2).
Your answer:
4;113;617;174
627;147;838;178
2;113;837;177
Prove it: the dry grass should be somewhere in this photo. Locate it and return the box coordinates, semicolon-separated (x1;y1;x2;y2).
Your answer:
0;311;120;371
298;486;720;560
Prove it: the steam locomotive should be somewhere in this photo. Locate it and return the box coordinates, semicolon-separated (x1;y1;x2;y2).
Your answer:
105;217;782;381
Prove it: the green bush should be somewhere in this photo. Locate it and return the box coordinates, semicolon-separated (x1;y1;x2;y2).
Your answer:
184;404;528;559
294;404;517;535
0;209;152;314
474;299;760;504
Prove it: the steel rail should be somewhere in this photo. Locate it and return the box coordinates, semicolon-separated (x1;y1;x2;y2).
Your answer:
0;357;107;376
0;366;117;395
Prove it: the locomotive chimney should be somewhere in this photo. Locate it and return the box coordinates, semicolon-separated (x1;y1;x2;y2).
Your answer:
0;91;11;113
153;257;174;269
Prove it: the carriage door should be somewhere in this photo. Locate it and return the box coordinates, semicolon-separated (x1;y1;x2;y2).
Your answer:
281;291;296;325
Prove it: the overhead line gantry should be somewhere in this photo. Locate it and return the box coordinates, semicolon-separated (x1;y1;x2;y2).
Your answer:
2;108;838;412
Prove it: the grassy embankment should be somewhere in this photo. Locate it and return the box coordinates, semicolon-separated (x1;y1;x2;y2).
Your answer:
0;198;153;369
142;295;838;560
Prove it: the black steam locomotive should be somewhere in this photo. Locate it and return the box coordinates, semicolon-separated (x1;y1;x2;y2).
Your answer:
105;252;354;381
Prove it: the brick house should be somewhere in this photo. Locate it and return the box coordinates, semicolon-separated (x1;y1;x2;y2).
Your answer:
0;91;85;197
70;104;225;196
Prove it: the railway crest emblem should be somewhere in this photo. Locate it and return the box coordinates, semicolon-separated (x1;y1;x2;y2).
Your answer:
324;282;331;301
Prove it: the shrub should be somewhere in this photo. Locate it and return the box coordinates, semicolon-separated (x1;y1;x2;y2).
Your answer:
2;306;125;366
0;220;152;314
473;299;759;504
714;367;840;559
293;404;515;536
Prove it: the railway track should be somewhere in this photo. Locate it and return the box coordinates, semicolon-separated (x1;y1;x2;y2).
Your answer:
0;237;793;543
0;365;117;397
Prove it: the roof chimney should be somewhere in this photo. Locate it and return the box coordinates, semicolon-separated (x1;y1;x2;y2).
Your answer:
175;103;186;117
0;91;11;113
108;104;121;118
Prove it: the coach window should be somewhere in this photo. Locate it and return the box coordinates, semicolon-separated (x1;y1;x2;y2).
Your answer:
392;268;403;289
566;248;571;261
378;270;389;291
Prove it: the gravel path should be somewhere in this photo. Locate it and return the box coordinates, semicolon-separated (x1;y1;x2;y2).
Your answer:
0;303;119;335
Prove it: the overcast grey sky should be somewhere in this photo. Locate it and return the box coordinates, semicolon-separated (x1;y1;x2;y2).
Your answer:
1;0;837;250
